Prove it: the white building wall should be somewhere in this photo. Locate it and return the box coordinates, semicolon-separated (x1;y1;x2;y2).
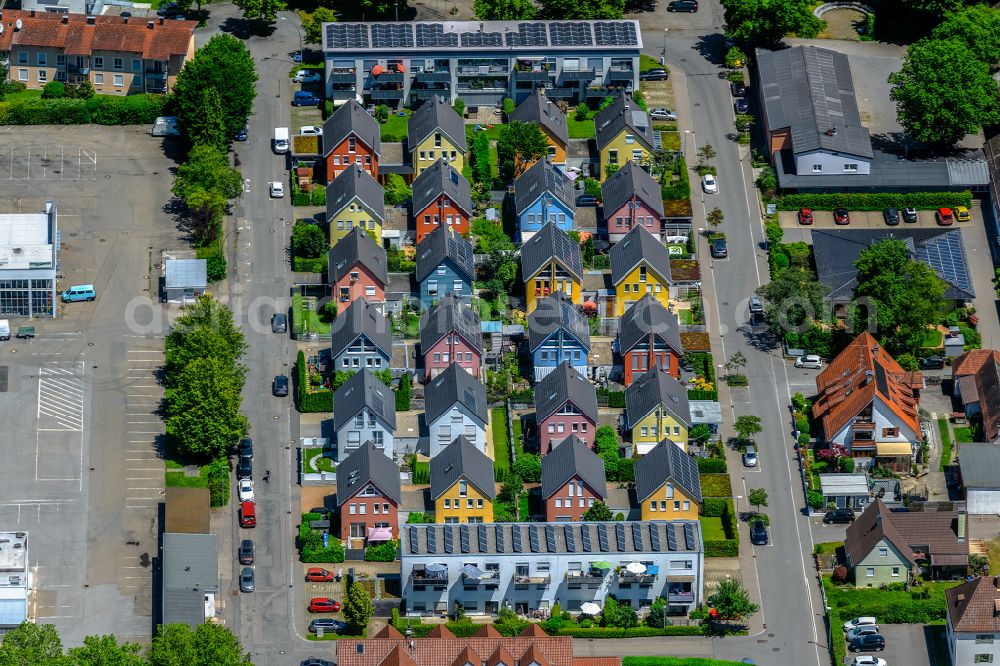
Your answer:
829;396;917;464
794;149;872;176
428;404;486;458
954;631;1000;666
338;408;394;461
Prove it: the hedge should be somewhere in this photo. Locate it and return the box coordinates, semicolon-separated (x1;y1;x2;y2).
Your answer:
365;540;398;562
293;256;326;273
703;497;738;557
775;191;972;211
296;350;333;413
0;94;163;125
207;458;229;507
301;544;345;563
702;497;730;517
836;597;946;624
687;389;718;401
697;457;727;473
624;657;750;666
553;626;705;637
704;539;738;557
598;388;626;408
89;94;164;124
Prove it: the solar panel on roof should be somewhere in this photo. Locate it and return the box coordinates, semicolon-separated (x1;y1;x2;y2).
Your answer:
597;524;609;552
460;524;470;553
512;526;523;553
529;526;541;553
593;21;637;46
683;523;695;550
443;526;454;554
478;525;488;552
615;523;626;551
916;231;974;295
326;23;369;49
426;527;437;554
581;526;592;552
415;23;458;48
631;522;643;550
461;30;504;47
649;524;661;551
564;525;576;552
408;527;418;554
549;22;593;47
496;525;505;552
545;525;556;552
551;226;583;276
507;22;548;47
371;394;385;419
448;234;475;272
665;524;677;551
371;23;414;49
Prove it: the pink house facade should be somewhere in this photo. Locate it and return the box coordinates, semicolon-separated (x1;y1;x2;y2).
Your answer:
602;162;667;243
423;336;482;381
539;410;597;454
419;294;484;382
332;265;385;313
535;362;600;455
328;226;388;314
607;199;664;243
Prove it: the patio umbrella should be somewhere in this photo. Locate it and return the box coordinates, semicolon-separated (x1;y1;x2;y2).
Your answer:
425;563;447;574
462;564;484;579
626;562;647;574
591;561;613;570
580;602;602;616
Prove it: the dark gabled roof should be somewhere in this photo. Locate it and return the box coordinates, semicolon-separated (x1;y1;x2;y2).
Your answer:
520;222;583;282
610;224;672;286
326;163;386;222
329;298;392;359
411;158;472;217
600;161;664;220
535;361;599;424
328;226;389;286
408;95;467;153
415;224;476;283
420;293;484;355
323;99;382;157
634;438;702;503
336;440;401;505
617;294;682;355
429;435;496;501
513;158;576;216
540;435;607;500
624;365;691;429
595;93;654;152
844;499;917;567
333;369;397;431
425;363;488;425
510;90;569;147
527;292;591;353
946;577;1000;634
755;45;872;160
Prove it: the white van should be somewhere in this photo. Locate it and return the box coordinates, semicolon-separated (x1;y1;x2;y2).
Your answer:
0;320;9;341
151;116;180;137
273;127;290;154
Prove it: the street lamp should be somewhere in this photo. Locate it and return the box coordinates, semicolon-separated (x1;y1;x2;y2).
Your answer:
279;16;303;59
662;29;669;65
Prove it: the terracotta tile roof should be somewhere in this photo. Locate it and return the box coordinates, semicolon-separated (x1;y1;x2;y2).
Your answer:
337;634;589;666
953;349;1000;440
473;625;502;638
574;659;621;666
487;645;515;666
947;576;1000;633
426;625;456;638
523;645;550;666
0;11;195;59
812;332;921;440
844;499;915;568
374;625;404;639
953;349;1000;378
521;625;548;637
380;645;420;666
451;646;478;666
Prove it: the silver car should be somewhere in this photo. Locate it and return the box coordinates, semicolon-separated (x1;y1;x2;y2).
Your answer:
649;107;678;121
795;354;822;369
240;566;255;593
742;445;758;467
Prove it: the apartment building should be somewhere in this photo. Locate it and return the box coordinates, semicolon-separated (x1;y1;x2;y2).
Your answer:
0;11;195;95
401;520;703;617
321;19;642;108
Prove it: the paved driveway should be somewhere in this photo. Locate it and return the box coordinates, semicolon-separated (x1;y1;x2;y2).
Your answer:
845;624;937;666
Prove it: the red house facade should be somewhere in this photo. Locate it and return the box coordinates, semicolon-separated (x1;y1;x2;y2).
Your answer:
323;100;381;183
535;362;599;454
601;162;666;243
618;295;683;386
541;435;608;522
328;227;389;314
420;294;484;381
335;441;401;547
411;159;472;245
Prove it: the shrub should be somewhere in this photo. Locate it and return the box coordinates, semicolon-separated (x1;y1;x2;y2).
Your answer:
207;457;229;507
293;256;326;273
575;103;589;121
41;81;66;99
831;565;848;583
0;98;90;125
701;497;729;517
296;351;333;413
795;414;810;436
697;457;727;474
453;98;465;117
807;490;825;509
90;94;164;125
776;191;972;211
395;373;412;411
704;539;738;557
502;98;515;115
365;540;398;562
607;391;625;408
552;626;705;637
301;544;345;563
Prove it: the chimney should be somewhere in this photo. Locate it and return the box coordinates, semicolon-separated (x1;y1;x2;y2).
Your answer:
147;19;154;28
872;343;879;356
958;511;967;541
159;16;164;24
995;599;1000;617
122;15;128;22
61;14;68;23
994;575;1000;591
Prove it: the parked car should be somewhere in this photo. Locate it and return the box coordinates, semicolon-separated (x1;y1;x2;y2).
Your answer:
269;181;285;198
575;194;600;207
823;508;855;524
846;625;881;641
639;68;669;81
309;619;347;634
292;51;303;63
156;2;181;16
0;320;9;341
300;125;323;136
240;566;255;593
240;500;256;528
238;437;253;460
308;598;342;613
849;634;885;652
850;657;887;666
292;91;322;107
742;445;758;468
667;0;699;10
701;173;718;193
294;70;323;84
238;478;255;503
239;539;255;565
734;99;749;113
237;456;252;480
649;107;678;121
710;237;728;258
271;313;287;334
273;374;289;397
62;284;96;302
902;207;918;223
749;519;768;545
798;208;813;225
730;81;747;97
834;208;850;225
305;567;336;582
303;659;336;666
843;616;878;633
919;355;945;369
883;208;899;226
936;207;954;226
956;206;971;222
749;295;763;314
234;125;248;141
795;354;822;369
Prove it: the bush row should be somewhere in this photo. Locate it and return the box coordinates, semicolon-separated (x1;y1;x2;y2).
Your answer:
207;458;229;507
597;388;626;408
836;598;946;624
704;539;738;557
553;625;705;638
687;389;718;401
0;94;164;125
364;540;398;562
697;457;728;474
296;350;333;413
775;191;973;211
301;544;345;563
293;256;325;273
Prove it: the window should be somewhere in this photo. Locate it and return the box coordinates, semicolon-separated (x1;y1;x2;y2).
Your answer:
650;501;657;512
37;52;47;66
355;414;365;427
812;164;823;173
333;156;341;165
882;427;899;438
625;134;635;144
466;498;474;508
548;423;555;433
429;151;435;160
372;430;384;445
57;55;66;67
437;266;446;275
359;504;366;514
444;498;451;508
17;52;27;65
94;73;104;84
420;151;427;161
632;149;644;161
348;137;357;152
891;567;900;577
453;280;464;292
878;547;888;557
865;567;875;577
373;503;380;514
844;163;858;172
673;426;681;436
37;70;47;83
451;151;457;160
976;636;995;645
660;500;666;511
349;504;356;514
477;498;483;508
434;132;442;148
93;56;104;69
434;353;441;363
428;280;439;296
683;501;690;511
459;480;468;497
444;517;459;524
113;57;123;71
366;286;376;297
608;150;618;165
975;657;994;664
665;482;674;498
641;427;648;437
132;59;142;72
673;501;680;511
113;74;124;87
556;498;563;508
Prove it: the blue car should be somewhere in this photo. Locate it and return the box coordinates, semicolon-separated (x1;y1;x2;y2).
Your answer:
292;91;321;107
234;125;248;141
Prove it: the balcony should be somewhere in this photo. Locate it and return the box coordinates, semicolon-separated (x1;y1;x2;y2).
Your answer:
515;69;551;83
852;420;875;430
560;69;596;82
545;88;576;99
374;72;404;83
668;590;695;603
607;68;635;82
331;72;357;83
457;67;508;77
415;70;451;82
618;572;656;584
463;570;501;586
514;574;550;585
69;65;90;75
370;89;404;100
565;571;606;585
411;88;450;99
412;565;449;581
587;86;630;98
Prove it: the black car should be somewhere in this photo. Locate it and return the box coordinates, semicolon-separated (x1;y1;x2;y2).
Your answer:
710;237;728;258
271;313;287;334
883;207;899;225
749;519;769;545
667;0;699;11
734;99;749;113
237;456;252;480
309;618;347;634
849;634;885;652
730;81;747;97
303;660;335;666
919;355;945;370
576;194;599;207
238;437;253;461
823;508;855;524
156;2;182;16
273;374;289;397
640;68;669;81
902;207;918;223
234;125;248;141
239;539;255;565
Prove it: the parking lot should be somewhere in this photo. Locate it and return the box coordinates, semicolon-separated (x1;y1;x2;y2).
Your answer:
778;204;981;230
0;145;98;181
843;624;941;666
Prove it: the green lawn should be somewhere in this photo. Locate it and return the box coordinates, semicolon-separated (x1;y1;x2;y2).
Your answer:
699;473;732;497
699;516;727;540
412;460;429;484
678;308;694;325
512;413;525;457
938;417;953;471
624;658;749;666
296;299;331;335
380;110;410;140
658;130;681;151
166;466;209;489
639;54;664;72
466;124;503;142
518;494;530;521
954;426;974;443
404;312;420;339
814;541;841;555
303;447;335;474
567;111;596;139
492;407;511;479
921;328;944;349
1;89;43;102
488;142;499;178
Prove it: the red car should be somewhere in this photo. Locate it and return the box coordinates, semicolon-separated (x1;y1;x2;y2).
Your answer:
305;568;335;582
308;597;341;613
936;207;954;226
240;501;256;528
797;208;813;225
834;208;850;225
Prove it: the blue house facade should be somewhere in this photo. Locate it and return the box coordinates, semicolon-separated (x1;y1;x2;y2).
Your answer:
513;159;577;242
415;225;475;309
527;293;592;381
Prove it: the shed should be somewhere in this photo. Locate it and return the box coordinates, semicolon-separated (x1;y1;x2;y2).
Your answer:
164;259;207;303
164;487;210;534
819;472;871;510
689;400;722;433
161;532;219;628
958;443;1000;514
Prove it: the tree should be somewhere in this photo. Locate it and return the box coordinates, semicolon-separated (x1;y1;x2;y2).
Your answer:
173;144;243;202
697;143;716;164
708;578;759;619
721;0;819;46
499;476;523;502
166;356;250;460
706;207;724;227
165;296;247;383
733;415;762;442
383;174;412;206
888;39;1000;147
725;46;747;69
512;453;541;483
582;500;613;521
854;239;946;353
538;0;623;18
41;81;65;99
690;423;712;446
67;635;145;666
291;221;326;259
747;488;768;514
735;113;755;131
0;622;65;665
471;218;515;254
232;0;286;21
496;121;550;181
395;373;412;411
595;424;621;480
182;187;228;243
301;7;335;44
575;103;589;121
480;247;519;297
148;623;252;666
186;87;228;150
932;6;1000;67
756;267;829;333
726;350;747;375
502;98;516;116
343;582;374;633
971;553;990;576
474;0;537;18
172;35;258;140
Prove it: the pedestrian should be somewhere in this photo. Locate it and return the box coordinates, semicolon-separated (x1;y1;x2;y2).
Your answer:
264;469;271;483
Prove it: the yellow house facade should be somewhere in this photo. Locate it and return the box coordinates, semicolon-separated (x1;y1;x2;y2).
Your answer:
328;199;383;245
522;222;584;314
599;131;653;183
434;478;495;524
429;434;497;525
625;365;692;456
526;261;582;314
411;132;466;177
635;439;702;522
630;407;689;455
408;95;468;178
326;164;385;246
614;262;671;316
610;225;674;317
639;480;699;521
594;93;655;182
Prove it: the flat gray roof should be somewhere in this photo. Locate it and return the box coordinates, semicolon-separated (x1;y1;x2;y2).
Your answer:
820;473;869;496
164;259;207;289
162;532;218;628
959;443;1000;488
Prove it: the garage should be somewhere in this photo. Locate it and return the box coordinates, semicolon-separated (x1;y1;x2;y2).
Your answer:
958;443;1000;514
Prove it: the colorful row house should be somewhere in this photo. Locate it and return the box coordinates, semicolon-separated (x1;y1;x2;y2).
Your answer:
336;441;401;546
601;161;665;243
513;158;576;243
540;435;608;522
326;163;385;246
411;158;472;244
323;99;381;182
617;294;683;385
510;90;569;166
535;361;599;454
420;294;484;382
624;365;691;455
426;363;490;458
327;226;388;314
329;298;392;373
408;94;467;177
635;439;702;521
595;93;654;182
610;224;672;317
521;222;583;314
527;293;591;382
430;435;496;524
332;369;397;460
415;225;476;308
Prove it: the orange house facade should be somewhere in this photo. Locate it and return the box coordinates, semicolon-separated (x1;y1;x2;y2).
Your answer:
415;197;469;244
323;100;381;183
326;136;379;182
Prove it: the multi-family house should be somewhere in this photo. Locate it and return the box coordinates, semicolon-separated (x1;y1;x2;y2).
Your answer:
326;163;386;245
323;99;381;181
411;158;472;244
624;365;691;455
535;362;599;454
420;293;484;382
332;370;397;460
812;332;923;470
408;95;467;176
521;222;583;314
336;440;402;547
952;349;1000;443
426;363;490;458
513;158;576;243
527;293;591;382
617;294;682;385
401;520;704;616
328;226;388;314
610;224;672;317
601;161;665;242
416;224;476;308
0;12;196;95
595;93;654;182
635;439;701;521
430;435;496;524
329;298;392;373
946;576;1000;666
541;435;607;521
510;90;569;165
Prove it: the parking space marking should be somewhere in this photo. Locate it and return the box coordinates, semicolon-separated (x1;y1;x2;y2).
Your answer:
37;363;85;431
1;145;98;181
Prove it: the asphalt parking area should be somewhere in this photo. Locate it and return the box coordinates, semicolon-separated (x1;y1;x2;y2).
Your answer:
0;145;98;181
844;624;936;666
